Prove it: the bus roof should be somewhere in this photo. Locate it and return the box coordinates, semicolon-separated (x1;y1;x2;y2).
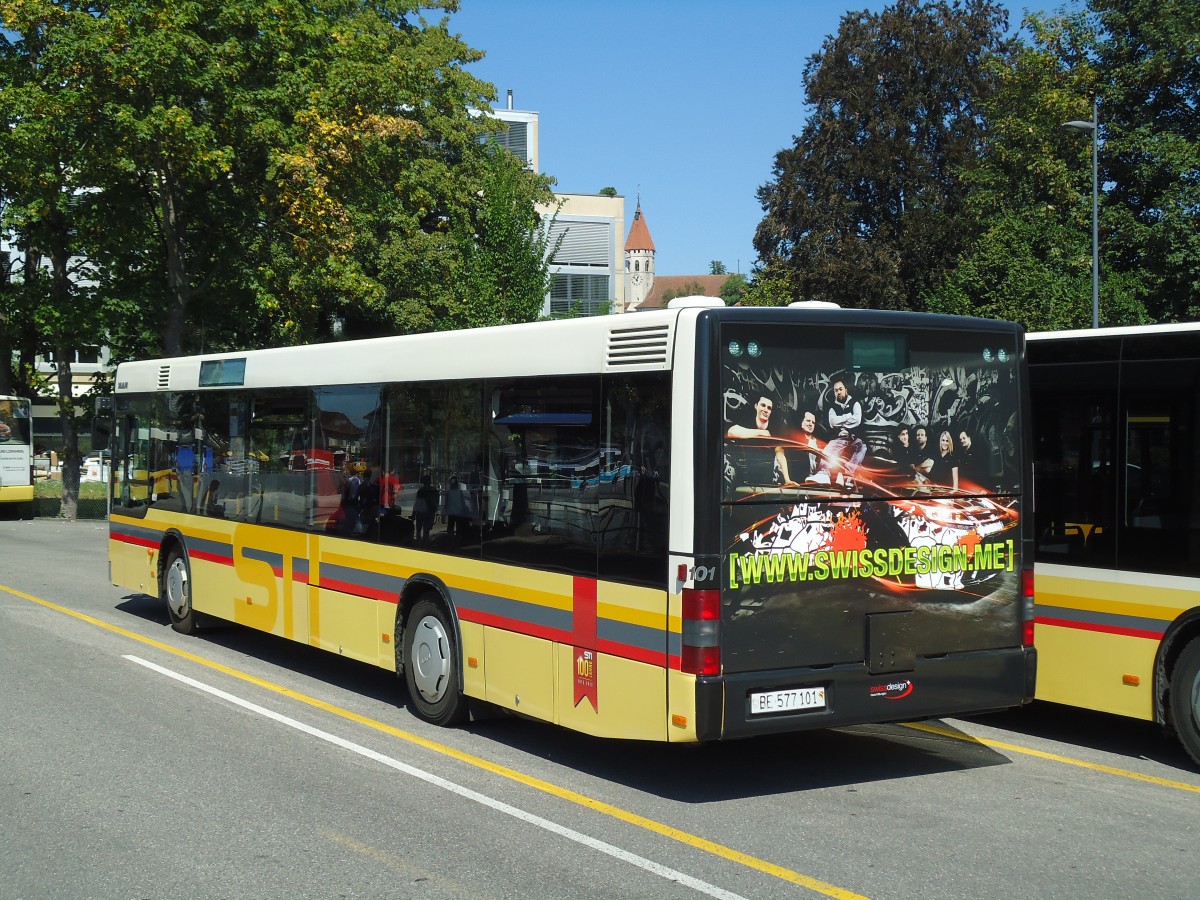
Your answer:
1027;321;1200;342
114;306;1022;395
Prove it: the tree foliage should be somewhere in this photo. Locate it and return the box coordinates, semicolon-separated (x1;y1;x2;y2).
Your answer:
719;273;746;305
0;0;560;516
1;0;557;361
923;9;1148;327
753;0;1198;330
754;0;1011;310
442;146;559;330
1092;0;1200;322
925;1;1197;328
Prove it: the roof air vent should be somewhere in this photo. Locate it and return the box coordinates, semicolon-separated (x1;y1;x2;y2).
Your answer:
666;295;725;309
606;323;672;370
787;300;841;309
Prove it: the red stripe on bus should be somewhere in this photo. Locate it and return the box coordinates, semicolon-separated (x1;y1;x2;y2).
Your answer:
459;607;568;643
1035;616;1164;641
460;608;669;668
319;577;399;604
596;638;667;668
111;533;158;550
189;549;234;565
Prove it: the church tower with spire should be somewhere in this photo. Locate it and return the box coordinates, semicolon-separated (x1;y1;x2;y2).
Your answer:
623;198;656;311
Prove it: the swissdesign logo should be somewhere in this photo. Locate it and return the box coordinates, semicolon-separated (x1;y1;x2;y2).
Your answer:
869;680;914;700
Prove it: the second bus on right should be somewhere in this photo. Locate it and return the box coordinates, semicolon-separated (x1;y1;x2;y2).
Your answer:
1029;322;1200;767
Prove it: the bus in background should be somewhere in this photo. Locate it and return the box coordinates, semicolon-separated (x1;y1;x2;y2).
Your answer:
105;301;1034;742
0;395;34;519
1029;323;1200;766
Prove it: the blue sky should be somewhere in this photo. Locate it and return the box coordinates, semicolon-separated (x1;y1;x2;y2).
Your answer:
448;0;1040;278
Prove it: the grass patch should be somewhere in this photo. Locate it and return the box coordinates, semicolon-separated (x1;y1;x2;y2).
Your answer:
35;480;109;500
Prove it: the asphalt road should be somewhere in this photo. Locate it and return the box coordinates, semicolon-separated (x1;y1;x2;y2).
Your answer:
1;518;1197;899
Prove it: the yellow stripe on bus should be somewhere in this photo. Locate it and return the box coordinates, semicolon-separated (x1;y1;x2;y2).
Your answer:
1037;573;1195;619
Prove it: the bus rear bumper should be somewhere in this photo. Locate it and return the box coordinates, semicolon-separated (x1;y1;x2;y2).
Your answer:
0;484;34;503
696;646;1036;742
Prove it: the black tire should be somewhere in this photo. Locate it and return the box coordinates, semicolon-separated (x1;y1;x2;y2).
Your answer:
1169;637;1200;767
403;597;467;726
163;548;199;635
19;500;33;520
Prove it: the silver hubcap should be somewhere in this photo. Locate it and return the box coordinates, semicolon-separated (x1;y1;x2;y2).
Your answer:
166;558;189;619
1191;666;1200;729
410;614;451;703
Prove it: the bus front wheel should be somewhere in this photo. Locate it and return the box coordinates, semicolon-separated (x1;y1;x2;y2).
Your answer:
163;549;198;635
403;597;467;726
1169;637;1200;767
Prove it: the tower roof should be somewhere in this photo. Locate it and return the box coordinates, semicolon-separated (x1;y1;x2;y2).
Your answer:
623;201;655;252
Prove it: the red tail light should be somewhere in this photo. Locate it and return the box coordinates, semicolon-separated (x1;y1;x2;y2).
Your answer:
681;588;721;676
1021;567;1035;647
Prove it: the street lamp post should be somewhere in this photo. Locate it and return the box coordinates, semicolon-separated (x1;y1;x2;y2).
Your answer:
1062;98;1100;329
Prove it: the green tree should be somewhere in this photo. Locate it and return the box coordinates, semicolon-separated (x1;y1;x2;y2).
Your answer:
754;0;1011;310
924;3;1194;330
598;186;617;197
709;260;727;275
1093;0;1200;322
1;0;560;514
718;273;746;305
0;6;114;518
923;9;1135;328
443;146;560;330
739;267;795;307
1;0;513;359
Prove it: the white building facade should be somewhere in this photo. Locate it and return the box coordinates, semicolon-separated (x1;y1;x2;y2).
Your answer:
490;101;627;316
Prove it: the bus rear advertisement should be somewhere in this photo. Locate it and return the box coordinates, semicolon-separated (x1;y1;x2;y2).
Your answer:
105;304;1035;742
715;318;1031;734
0;396;34;519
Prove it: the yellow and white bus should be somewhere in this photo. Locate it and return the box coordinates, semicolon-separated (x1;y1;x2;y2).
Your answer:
1029;323;1200;765
0;395;34;519
106;300;1035;742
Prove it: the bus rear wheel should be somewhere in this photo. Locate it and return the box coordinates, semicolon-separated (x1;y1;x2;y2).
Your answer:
163;549;198;635
1169;637;1200;767
403;597;467;726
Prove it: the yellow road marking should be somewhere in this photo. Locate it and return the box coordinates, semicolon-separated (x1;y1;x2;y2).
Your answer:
3;584;865;900
901;721;1200;794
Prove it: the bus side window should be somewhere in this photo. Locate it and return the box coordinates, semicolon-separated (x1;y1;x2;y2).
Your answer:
483;377;598;577
598;373;670;589
1031;364;1117;568
1119;353;1200;576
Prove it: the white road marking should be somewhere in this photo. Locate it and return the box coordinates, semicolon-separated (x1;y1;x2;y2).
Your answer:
124;654;748;900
